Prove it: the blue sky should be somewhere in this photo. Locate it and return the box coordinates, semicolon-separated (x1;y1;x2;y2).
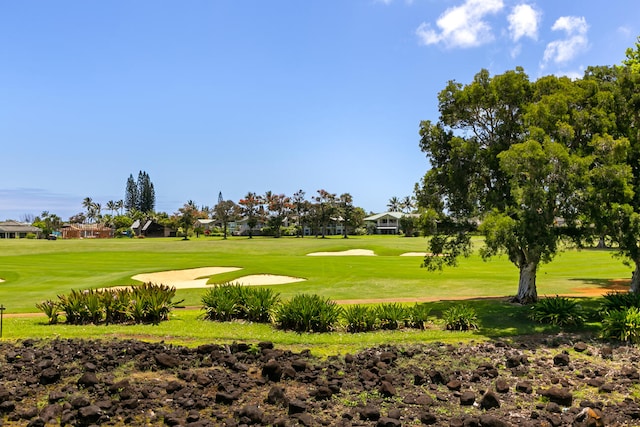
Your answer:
1;1;638;221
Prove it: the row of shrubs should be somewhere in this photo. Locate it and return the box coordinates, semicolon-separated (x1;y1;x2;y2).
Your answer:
200;282;479;332
36;283;184;325
530;292;640;343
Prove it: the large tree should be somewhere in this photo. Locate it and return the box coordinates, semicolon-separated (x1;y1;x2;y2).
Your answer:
265;192;291;238
417;67;588;304
338;193;354;238
124;174;138;213
214;197;240;240
238;192;263;239
137;171;156;213
124;171;155;213
314;189;336;238
572;57;640;291
292;189;307;238
176;200;198;240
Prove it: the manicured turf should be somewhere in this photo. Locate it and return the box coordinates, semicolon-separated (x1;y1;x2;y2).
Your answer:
0;235;631;313
0;235;630;354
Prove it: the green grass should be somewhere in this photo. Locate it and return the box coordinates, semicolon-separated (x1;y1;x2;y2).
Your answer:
0;236;630;312
0;235;632;354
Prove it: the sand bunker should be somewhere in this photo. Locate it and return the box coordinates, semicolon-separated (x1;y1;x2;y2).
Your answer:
131;267;241;289
119;267;305;290
307;249;376;256
0;278;4;283
232;274;306;286
400;252;427;256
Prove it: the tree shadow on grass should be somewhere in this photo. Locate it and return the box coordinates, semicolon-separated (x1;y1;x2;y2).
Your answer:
423;296;603;344
568;277;630;293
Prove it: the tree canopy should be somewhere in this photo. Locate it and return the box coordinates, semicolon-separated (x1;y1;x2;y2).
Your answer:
417;48;640;302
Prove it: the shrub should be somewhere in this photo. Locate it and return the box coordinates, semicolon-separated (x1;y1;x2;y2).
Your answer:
529;295;585;327
201;282;279;323
375;303;408;330
136;283;182;324
343;304;378;333
442;304;479;331
600;291;640;314
244;287;280;323
35;300;60;325
201;283;245;321
408;303;432;330
57;289;90;324
44;284;182;325
274;293;342;332
601;307;640;343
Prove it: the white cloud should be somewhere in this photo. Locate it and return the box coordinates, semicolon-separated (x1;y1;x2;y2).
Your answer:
542;16;589;66
507;4;540;42
416;0;504;49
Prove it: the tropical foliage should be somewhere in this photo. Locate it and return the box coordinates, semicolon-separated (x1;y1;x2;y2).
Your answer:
36;283;183;325
416;41;640;303
529;296;585;327
442;304;480;331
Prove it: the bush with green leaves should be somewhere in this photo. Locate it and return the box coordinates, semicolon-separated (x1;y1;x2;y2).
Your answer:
529;295;585;327
244;287;280;323
201;283;246;321
601;307;640;343
343;304;378;333
274;293;342;332
201;282;280;323
35;300;60;325
375;303;408;330
600;291;640;314
442;304;479;331
134;283;181;324
38;283;183;325
408;303;432;330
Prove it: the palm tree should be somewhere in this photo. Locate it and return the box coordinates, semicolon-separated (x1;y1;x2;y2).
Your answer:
387;196;401;212
82;197;94;223
116;200;124;216
401;196;414;213
106;200;117;216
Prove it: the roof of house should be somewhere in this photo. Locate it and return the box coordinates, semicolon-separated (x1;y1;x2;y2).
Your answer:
363;211;405;221
0;220;42;233
63;223;112;231
196;219;215;225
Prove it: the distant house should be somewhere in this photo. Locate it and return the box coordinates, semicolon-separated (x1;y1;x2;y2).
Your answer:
131;220;174;238
234;217;266;236
61;223;114;239
364;211;418;235
0;220;42;239
195;219;216;232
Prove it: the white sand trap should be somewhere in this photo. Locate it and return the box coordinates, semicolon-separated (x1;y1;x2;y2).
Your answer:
0;278;4;283
232;274;306;286
400;252;428;256
106;267;306;290
129;267;242;290
307;249;376;256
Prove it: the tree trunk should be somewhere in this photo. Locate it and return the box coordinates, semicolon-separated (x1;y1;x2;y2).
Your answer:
631;261;640;293
514;262;538;304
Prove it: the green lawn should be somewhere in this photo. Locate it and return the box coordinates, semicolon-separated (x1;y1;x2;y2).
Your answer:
0;235;630;354
0;235;630;312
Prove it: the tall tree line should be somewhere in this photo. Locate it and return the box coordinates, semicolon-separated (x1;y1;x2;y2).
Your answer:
125;171;156;213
